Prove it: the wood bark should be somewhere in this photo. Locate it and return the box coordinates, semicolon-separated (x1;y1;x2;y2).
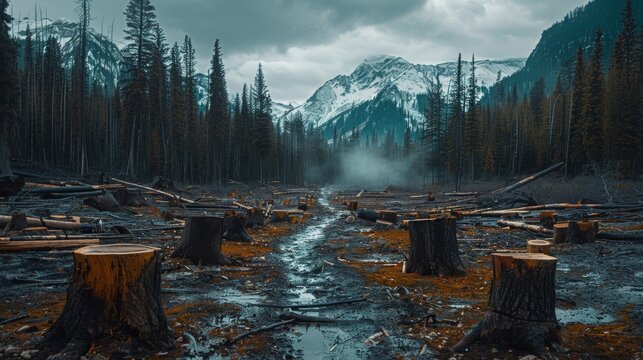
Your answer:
493;162;564;195
171;216;238;265
566;221;594;244
497;219;553;235
378;210;398;224
407;217;465;276
527;239;552;255
223;213;253;242
44;244;174;359
539;211;557;229
114;188;148;207
454;253;558;357
357;208;379;222
0;239;100;252
83;192;120;212
553;223;568;244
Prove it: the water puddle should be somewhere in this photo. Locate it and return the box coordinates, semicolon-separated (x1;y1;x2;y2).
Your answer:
556;307;616;324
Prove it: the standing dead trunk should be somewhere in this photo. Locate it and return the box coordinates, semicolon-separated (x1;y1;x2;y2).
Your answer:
453;253;558;357
407;217;465;276
171;216;238;265
0;125;12;176
44;244;174;359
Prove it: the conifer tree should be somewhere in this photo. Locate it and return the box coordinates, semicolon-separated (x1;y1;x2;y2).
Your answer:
566;46;585;174
582;29;605;163
464;54;478;179
252;64;273;183
207;39;229;184
0;0;17;174
148;24;168;175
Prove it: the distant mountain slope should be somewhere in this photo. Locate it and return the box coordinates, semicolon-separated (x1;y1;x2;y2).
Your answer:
490;0;643;100
282;55;525;143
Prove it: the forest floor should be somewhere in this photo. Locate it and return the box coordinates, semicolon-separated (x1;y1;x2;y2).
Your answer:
0;168;641;359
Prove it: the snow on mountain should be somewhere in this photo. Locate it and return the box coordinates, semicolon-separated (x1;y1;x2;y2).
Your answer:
282;55;525;142
14;18;122;90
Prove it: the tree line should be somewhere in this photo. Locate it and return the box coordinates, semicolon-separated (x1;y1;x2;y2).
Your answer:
423;0;642;190
0;0;330;185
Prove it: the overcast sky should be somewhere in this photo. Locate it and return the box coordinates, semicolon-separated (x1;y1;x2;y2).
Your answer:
9;0;588;104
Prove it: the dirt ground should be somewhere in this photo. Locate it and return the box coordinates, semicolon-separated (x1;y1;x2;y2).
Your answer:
0;176;641;359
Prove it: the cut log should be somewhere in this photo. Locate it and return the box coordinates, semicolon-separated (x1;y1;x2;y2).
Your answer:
497;219;553;235
371;220;394;231
378;210;398;224
493;162;564;195
453;253;558;357
566;221;594;244
407;217;465;276
111;177;194;204
0;239;100;252
552;223;568;244
43;244;174;359
0;176;25;196
357;208;379;222
596;230;643;241
223;213;253;242
527;239;552;255
0;215;95;231
171;216;238;265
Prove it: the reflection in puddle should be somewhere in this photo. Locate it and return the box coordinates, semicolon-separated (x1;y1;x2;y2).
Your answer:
556;307;616;324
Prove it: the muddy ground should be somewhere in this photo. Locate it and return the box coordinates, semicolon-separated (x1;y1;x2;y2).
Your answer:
0;176;641;359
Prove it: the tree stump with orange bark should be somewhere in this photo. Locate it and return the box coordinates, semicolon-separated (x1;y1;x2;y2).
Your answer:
223;212;253;242
44;244;174;359
172;216;238;265
407;217;465;276
453;253;558;357
527;239;552;255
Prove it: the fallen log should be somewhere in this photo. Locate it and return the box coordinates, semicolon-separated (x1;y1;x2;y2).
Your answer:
497;219;553;235
0;239;100;252
25;184;124;194
224;319;295;346
493;162;564;195
0;215;95;231
111;177;195;204
596;230;643;241
444;192;479;197
250;296;367;310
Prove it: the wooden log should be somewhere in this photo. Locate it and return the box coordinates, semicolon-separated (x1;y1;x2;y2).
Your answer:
83;192;120;212
567;221;594;244
0;215;94;231
3;211;28;231
357;208;379;222
25;184;123;194
171;216;238;265
497;219;553;235
245;207;266;228
114;188;148;207
527;240;552;255
493;162;564;195
407;217;465;276
453;253;558;357
111;177;194;204
378;210;398;224
0;239;100;252
43;244;174;358
42;190;106;199
596;230;643;241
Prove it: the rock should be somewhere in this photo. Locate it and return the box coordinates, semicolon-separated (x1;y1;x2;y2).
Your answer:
20;350;38;359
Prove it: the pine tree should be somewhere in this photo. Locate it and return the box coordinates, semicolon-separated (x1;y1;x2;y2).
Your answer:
73;0;92;176
207;39;229;185
252;64;273;182
148;24;168;175
464;54;478;179
449;53;465;190
122;0;157;178
566;46;585;174
168;42;183;178
0;0;17;174
181;36;197;182
582;29;605;163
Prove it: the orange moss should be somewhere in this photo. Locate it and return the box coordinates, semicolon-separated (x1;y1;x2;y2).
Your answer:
559;305;642;359
221;241;272;259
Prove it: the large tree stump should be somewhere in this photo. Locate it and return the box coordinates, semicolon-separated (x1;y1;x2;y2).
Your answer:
552;223;568;244
378;210;398;224
172;216;238;265
567;221;594;244
407;217;465;276
453;253;558;357
44;244;174;359
223;213;253;242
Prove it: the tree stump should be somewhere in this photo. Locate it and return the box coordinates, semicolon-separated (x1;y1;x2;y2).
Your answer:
539;211;557;229
567;221;594;244
223;213;253;242
44;244;174;359
114;188;149;207
378;210;398;224
552;223;568;244
407;217;465;276
347;201;358;211
245;208;266;228
171;216;238;265
357;208;379;222
527;239;552;255
83;192;120;212
453;253;558;357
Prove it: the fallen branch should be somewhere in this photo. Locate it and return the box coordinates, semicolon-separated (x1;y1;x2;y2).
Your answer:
0;239;100;252
111;177;195;204
596;230;643;241
0;215;95;231
224;319;295;346
250;296;367;310
496;219;553;235
493;162;564;195
0;312;28;326
279;311;340;323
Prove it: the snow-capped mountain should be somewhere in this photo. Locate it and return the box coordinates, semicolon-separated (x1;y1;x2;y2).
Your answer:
14;18;122;90
282;55;525;143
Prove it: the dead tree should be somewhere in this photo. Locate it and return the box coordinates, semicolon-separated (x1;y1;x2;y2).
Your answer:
44;244;174;359
407;217;465;276
453;253;558;357
171;216;238;265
